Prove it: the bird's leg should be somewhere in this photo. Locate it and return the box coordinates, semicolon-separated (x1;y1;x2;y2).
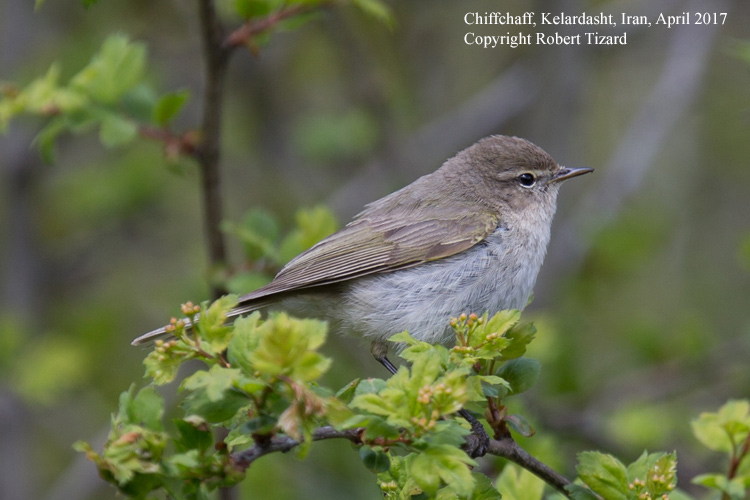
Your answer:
370;340;399;375
369;340;489;457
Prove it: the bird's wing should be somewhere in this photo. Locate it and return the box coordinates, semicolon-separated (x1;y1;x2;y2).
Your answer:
132;192;499;346
236;205;499;305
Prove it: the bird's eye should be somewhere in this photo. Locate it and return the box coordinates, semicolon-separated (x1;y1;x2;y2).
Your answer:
517;173;536;188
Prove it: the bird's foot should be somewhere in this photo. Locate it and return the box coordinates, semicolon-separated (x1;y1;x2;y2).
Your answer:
459;409;490;458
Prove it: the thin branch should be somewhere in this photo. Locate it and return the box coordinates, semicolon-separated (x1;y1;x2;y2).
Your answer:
224;4;327;51
230;426;572;496
231;426;363;470
196;0;231;300
728;431;750;480
138;125;199;159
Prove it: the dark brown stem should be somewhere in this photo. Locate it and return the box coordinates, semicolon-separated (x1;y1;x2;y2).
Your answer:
488;434;572;497
232;426;363;470
196;0;230;300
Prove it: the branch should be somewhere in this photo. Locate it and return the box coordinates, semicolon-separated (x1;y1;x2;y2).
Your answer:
231;426;363;470
138;125;199;159
230;426;572;497
488;435;572;497
224;4;329;52
196;0;231;299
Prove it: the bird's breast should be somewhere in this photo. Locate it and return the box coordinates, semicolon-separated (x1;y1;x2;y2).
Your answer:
336;222;551;345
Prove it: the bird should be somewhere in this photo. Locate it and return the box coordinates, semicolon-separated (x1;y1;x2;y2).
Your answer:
133;135;592;376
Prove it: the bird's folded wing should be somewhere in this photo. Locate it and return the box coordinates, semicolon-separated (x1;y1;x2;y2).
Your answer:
237;209;499;304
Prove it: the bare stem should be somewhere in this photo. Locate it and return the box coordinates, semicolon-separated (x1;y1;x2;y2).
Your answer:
196;0;230;300
232;427;364;470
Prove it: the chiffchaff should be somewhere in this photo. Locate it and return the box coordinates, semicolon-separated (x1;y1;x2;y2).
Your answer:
134;135;591;370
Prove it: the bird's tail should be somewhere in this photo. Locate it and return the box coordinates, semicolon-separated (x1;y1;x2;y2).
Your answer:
131;297;276;346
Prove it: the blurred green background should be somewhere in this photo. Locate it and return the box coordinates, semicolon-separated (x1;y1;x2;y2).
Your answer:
1;0;749;498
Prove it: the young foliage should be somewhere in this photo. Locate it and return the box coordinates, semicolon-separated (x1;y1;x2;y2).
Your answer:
496;465;545;500
0;34;189;162
572;451;677;500
78;298;549;499
691;400;750;500
222;205;338;294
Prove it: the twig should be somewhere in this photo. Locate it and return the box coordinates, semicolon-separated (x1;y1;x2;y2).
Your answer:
728;431;750;481
138;125;198;158
224;4;327;50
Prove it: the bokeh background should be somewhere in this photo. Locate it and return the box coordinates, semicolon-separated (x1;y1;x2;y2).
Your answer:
1;0;749;498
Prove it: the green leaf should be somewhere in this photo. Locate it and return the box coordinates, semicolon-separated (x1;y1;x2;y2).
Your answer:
118;385;164;431
477;374;511;399
692;400;750;453
693;474;746;499
360;446;391;473
565;484;600;500
196;294;239;353
354;377;387;396
351;392;395;418
351;0;394;27
247;313;330;381
482;310;521;342
409;445;476;497
32;116;67;163
335;378;361;403
495;358;541;397
99;113;138;147
389;330;421;346
71;34;147;104
227;312;263;375
346;414;400;440
407;350;442;393
627;451;677;496
223;208;281;262
407;452;441;495
496;464;545;500
143;339;192;385
278;206;337;264
181;365;241;402
225;271;271;295
180;365;251;422
234;0;281;18
504;414;535;438
181;389;250;424
500;322;537;360
576;451;628;500
153;89;189;126
173;417;213;453
470;472;503;500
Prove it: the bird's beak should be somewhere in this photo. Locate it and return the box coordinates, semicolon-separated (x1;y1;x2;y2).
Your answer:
552;166;594;183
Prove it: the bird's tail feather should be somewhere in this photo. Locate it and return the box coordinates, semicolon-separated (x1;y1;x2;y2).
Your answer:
131;297;276;346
